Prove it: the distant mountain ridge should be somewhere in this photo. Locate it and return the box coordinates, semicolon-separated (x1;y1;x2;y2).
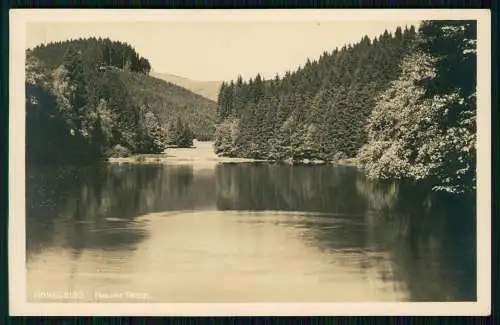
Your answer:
151;71;222;101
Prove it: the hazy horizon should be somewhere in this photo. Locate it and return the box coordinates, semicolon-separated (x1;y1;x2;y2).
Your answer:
27;20;420;82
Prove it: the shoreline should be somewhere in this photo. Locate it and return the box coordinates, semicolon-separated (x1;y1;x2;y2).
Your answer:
106;141;362;167
107;155;268;165
107;155;360;168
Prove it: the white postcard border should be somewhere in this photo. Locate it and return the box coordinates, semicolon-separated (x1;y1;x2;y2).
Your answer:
9;9;491;316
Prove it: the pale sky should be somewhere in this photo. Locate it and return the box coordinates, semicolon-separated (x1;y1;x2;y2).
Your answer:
27;20;420;82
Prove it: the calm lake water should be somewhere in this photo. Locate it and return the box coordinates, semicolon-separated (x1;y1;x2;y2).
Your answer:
26;162;476;302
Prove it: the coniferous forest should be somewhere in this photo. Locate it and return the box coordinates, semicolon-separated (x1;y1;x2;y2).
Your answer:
214;21;476;194
214;26;417;160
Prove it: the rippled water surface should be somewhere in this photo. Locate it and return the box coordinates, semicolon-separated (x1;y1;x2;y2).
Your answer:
26;161;476;302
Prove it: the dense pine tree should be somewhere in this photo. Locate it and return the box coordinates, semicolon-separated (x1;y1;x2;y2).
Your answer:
166;117;194;148
31;37;151;75
214;26;417;161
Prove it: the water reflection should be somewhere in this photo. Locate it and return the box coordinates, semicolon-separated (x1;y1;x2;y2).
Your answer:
26;164;215;259
215;163;367;214
354;173;476;301
26;162;476;302
214;163;476;301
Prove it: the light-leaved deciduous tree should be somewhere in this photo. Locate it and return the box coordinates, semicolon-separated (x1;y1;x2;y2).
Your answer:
358;20;476;194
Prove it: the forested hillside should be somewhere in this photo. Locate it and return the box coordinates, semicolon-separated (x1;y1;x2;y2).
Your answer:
214;26;417;161
119;72;216;141
214;21;476;194
26;38;216;164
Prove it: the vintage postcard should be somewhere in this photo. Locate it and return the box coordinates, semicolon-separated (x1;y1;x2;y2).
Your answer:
9;9;491;316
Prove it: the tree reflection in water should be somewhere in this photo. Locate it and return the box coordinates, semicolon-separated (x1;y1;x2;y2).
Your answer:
27;162;476;302
26;163;215;260
214;163;476;302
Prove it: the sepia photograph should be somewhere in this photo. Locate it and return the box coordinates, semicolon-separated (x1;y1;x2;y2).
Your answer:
9;9;491;316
